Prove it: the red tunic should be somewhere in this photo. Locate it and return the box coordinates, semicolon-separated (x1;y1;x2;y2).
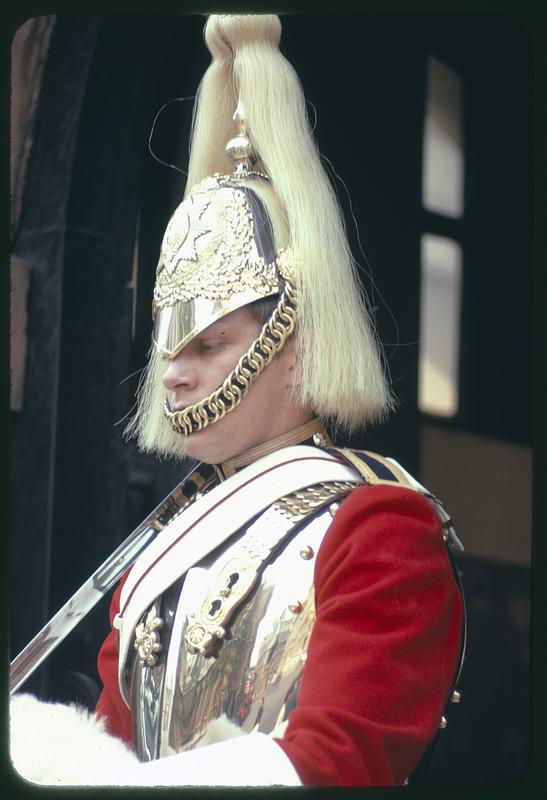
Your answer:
96;483;464;786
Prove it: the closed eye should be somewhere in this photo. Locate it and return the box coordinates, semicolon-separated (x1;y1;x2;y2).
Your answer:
199;340;225;352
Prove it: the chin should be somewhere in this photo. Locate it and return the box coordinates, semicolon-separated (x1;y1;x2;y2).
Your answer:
183;427;235;464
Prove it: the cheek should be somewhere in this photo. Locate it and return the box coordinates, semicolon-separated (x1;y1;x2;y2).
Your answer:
253;363;290;407
201;352;240;391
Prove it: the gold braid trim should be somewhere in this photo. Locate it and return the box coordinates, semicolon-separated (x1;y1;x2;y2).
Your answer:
163;282;297;436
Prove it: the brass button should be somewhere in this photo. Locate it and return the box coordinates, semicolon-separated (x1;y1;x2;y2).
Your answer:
450;690;461;703
329;502;340;517
439;716;447;729
299;546;314;560
288;601;303;614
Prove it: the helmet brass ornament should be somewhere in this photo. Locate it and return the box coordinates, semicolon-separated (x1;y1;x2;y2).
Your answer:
225;100;269;181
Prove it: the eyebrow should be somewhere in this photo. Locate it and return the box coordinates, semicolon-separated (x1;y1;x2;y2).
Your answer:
200;312;252;339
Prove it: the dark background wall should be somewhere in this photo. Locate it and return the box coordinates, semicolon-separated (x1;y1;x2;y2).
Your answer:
9;13;536;787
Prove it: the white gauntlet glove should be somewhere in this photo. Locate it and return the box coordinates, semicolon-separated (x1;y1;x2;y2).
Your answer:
104;730;302;786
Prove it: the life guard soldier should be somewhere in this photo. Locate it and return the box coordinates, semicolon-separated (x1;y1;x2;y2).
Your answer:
10;14;465;786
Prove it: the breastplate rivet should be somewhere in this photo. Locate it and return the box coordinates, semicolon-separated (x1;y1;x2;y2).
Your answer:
299;545;314;560
288;601;303;614
329;502;340;516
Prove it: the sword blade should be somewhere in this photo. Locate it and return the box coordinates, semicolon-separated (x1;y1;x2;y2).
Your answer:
10;460;213;695
9;523;157;695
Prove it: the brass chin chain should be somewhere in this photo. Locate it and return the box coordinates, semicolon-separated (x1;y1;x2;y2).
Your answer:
163;282;297;436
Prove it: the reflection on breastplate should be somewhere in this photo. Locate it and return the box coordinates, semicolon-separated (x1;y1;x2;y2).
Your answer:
128;503;339;761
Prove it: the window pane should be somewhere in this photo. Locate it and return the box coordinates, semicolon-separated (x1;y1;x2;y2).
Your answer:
418;234;462;416
422;56;464;218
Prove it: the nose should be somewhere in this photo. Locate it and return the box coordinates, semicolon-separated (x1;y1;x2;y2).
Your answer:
162;350;198;393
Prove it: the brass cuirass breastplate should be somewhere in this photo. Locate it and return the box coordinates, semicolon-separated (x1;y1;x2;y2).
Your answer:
126;486;353;761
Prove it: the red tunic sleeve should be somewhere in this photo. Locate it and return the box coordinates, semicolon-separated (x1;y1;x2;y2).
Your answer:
275;483;464;786
95;572;133;746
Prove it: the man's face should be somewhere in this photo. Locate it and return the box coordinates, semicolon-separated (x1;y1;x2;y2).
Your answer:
162;305;309;463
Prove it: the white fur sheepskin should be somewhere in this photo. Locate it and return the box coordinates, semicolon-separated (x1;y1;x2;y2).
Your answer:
10;696;294;786
10;693;139;785
195;714;245;747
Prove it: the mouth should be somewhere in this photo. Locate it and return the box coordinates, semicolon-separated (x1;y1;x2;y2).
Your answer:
164;390;232;436
167;397;199;413
168;402;186;413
